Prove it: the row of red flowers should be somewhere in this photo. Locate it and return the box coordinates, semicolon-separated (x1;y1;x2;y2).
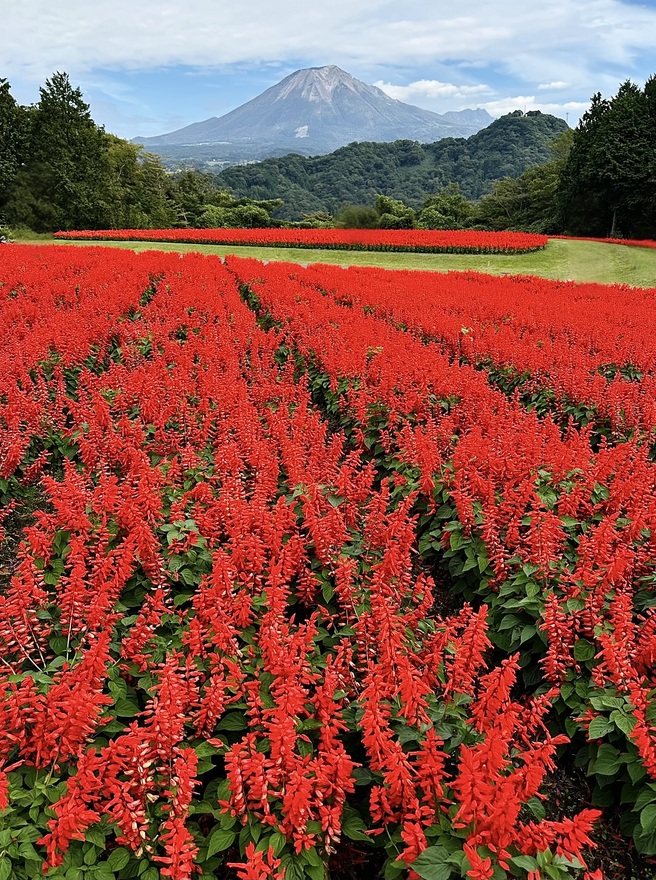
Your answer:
290;262;656;439
52;227;548;254
0;243;652;880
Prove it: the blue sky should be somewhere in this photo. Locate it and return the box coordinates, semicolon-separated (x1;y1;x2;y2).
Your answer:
3;0;656;139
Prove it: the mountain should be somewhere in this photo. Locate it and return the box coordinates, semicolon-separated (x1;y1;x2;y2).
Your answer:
134;65;494;165
217;110;570;220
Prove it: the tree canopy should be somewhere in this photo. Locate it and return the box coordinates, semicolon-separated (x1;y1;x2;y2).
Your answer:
219;112;569;220
559;77;656;238
2;71;654;240
0;73;284;234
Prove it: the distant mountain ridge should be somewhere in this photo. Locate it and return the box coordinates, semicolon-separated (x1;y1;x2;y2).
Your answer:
217;110;569;220
134;65;494;164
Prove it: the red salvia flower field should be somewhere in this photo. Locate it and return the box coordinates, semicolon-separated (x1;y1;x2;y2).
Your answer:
52;228;548;254
0;243;654;880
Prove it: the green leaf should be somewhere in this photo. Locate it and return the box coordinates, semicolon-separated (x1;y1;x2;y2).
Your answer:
303;862;326;880
0;858;12;880
640;804;656;833
520;624;537;644
85;827;107;848
633;826;656;856
18;842;40;861
573;639;595;662
352;767;376;786
268;832;287;857
411;846;453;880
384;859;405;880
590;695;624;711
280;853;305;880
510;855;539;872
207;827;237;858
341;814;371;842
114;699;140;717
588;716;613;739
592;744;621;777
628;759;648;784
611;710;636;736
107;847;131;871
217;712;247;731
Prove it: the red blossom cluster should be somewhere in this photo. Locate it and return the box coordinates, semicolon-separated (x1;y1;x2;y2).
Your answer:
2;243;655;879
52;227;548;254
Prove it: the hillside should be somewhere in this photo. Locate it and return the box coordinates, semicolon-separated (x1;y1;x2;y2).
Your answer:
218;110;569;219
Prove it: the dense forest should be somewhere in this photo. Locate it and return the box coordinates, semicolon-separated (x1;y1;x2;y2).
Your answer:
218;112;569;219
0;73;284;234
1;72;654;238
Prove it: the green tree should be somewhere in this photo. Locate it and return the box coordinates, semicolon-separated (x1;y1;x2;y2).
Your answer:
16;71;110;230
197;202;272;228
298;211;334;228
167;169;234;226
101;138;175;228
474;131;573;233
0;79;28;211
416;184;474;229
559;78;656;237
334;204;380;228
374;194;415;229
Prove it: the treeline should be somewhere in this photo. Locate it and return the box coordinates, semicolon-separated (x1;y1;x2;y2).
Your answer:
471;77;656;238
301;75;656;240
219;74;656;239
324;135;572;235
0;73;283;234
218;111;569;221
1;72;654;239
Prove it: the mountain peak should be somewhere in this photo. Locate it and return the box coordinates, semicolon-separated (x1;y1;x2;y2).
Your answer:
133;65;494;164
275;65;360;102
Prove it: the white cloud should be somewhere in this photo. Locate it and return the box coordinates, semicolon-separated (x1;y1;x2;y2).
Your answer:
2;0;654;134
479;95;589;120
2;0;655;78
374;79;491;102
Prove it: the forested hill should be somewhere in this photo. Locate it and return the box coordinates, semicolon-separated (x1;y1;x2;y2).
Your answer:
219;111;569;219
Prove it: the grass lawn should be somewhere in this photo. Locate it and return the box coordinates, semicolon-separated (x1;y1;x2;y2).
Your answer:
18;235;656;288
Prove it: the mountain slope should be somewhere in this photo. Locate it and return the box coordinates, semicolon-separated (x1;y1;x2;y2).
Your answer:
134;66;493;162
217;111;569;219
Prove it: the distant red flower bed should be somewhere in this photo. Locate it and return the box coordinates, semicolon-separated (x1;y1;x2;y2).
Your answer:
53;226;548;254
553;235;656;249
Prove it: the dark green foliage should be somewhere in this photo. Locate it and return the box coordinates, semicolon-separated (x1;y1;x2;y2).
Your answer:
334;196;416;229
0;78;29;207
333;204;380;229
103;138;177;229
559;78;656;238
17;72;110;231
0;73;177;232
0;73;283;233
374;194;416;229
416;184;475;230
219;113;569;220
473;131;574;233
